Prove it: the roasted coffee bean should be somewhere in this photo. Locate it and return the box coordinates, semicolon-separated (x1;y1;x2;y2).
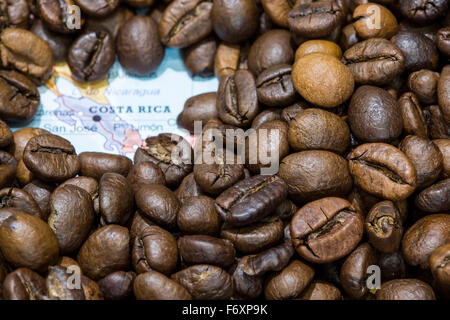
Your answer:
77;225;130;280
433;139;450;178
391;31;439;72
217;69;259;128
297;280;342;300
348;86;402;142
182;37;218;78
429;243;450;295
353;3;398;39
45;265;85;300
256;64;296;107
232;255;264;299
221;217;284;253
38;0;85;33
415;179;450;213
117;15;165;76
438;65;450;125
425;105;448;139
177;196;221;236
264;260;314;300
288;108;350;154
260;0;296;28
251;109;282;129
80;275;104;300
343;38;405;86
68;30;115;82
134;133;193;188
295;40;342;60
365;201;403;253
129;210;154;243
48;185;94;254
215;175;287;227
175;173;205;204
211;0;259;43
84;6;134;40
0;70;40;124
348;143;417;201
23;134;80;183
194;161;245;196
293;53;354;108
399;92;428;138
134;271;192;300
281;102;307;123
402;214;450;269
12;127;50;161
56;256;79;270
340;243;376;299
378;252;407;282
31;19;73;62
398;0;448;25
16;159;34;186
288;0;345;39
214;41;250;81
0;212;59;272
407;69;440;104
79;152;132;180
437;27;450;58
376;279;436;300
248;29;294;76
399;135;443;189
178;235;235;267
127;161;166;193
279;151;353;203
98;271;136;300
74;0;119;17
99;173;133;226
0;119;12;148
132;225;178;275
177;92;218;133
159;0;213;48
2;268;46;300
340;23;360;51
290;197;363;263
0;187;42;218
171;264;233;300
59;176;99;213
0;151;17;188
0;0;30;31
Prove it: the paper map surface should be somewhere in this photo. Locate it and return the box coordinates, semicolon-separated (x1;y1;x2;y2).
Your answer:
11;48;218;158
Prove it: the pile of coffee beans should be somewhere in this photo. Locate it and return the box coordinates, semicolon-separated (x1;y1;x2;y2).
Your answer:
0;0;449;301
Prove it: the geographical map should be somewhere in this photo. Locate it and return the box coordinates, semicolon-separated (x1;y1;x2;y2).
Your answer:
10;49;218;158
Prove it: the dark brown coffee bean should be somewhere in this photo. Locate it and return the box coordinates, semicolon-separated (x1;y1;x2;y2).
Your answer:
0;212;59;272
251;109;282;129
348;86;402;143
399;0;448;25
437;27;450;58
59;176;99;213
2;268;46;300
376;279;436;300
391;31;439;72
0;119;12;148
232;255;264;299
340;243;376;299
288;108;350;154
0;0;30;31
365;201;403;253
12;127;50;161
79;152;132;180
38;0;85;33
260;0;296;28
212;0;258;43
45;265;85;300
399;92;428;138
378;252;407;282
415;179;450;213
353;3;398;39
177;195;221;236
182;37;218;78
297;280;342;300
407;69;440;104
425;105;449;140
132;225;178;275
48;185;94;255
175;173;204;204
217;69;259;128
0;70;40;124
22;180;53;221
429;243;450;296
171;264;233;300
402;214;450;269
127;161;166;193
215;175;287;227
256;64;296;107
220;217;284;253
159;0;213;48
399;135;443;189
134;133;193;188
98;271;136;300
290;197;363;263
279;151;353;203
117;15;165;76
0;151;17;188
288;0;345;39
74;0;119;17
68;30;115;82
77;225;130;280
214;41;250;81
348;143;417;201
134;271;192;300
434;139;450;178
194;161;245;196
177;92;218;133
438;65;450;125
84;6;134;40
343;38;405;86
23;134;80;183
135;184;179;228
264;260;314;300
0;187;42;218
99;173;134;226
281;102;307;123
